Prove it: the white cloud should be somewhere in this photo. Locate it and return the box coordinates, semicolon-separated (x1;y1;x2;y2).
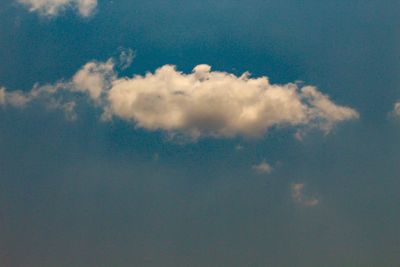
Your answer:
0;87;6;105
0;54;359;141
71;59;115;101
291;183;319;207
71;50;133;101
300;86;359;131
0;83;76;120
17;0;97;17
0;84;60;107
252;161;273;174
103;64;358;140
394;102;400;116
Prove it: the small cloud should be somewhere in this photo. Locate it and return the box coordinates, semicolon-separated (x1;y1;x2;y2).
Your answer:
117;48;135;70
394;102;400;116
252;161;273;174
0;87;5;105
17;0;97;17
294;130;307;141
235;144;244;151
291;183;319;207
294;131;303;141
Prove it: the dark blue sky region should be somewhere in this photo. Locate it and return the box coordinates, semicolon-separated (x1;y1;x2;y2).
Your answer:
0;1;400;266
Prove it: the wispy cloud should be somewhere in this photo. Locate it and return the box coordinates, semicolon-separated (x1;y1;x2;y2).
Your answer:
290;183;319;207
0;83;78;120
0;51;359;141
17;0;97;17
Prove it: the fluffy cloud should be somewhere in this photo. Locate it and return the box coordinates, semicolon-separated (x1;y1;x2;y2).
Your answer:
103;64;358;139
17;0;97;17
291;183;319;207
252;161;273;174
0;54;359;140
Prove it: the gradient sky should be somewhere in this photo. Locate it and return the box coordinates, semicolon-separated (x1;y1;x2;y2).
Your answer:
1;1;400;266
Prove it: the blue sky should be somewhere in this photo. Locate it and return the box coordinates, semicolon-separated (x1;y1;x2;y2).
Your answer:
1;0;400;266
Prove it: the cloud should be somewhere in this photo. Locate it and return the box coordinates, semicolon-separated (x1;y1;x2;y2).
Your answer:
17;0;97;17
0;83;77;120
117;49;135;71
291;183;319;207
104;64;358;140
235;144;244;151
394;102;400;116
252;161;273;174
0;53;359;141
0;87;5;105
71;59;116;101
1;88;34;107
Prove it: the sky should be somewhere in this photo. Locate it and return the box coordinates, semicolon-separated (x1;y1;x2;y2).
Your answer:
0;0;400;266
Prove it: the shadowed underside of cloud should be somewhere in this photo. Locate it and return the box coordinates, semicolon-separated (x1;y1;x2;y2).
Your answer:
0;53;359;141
17;0;97;17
